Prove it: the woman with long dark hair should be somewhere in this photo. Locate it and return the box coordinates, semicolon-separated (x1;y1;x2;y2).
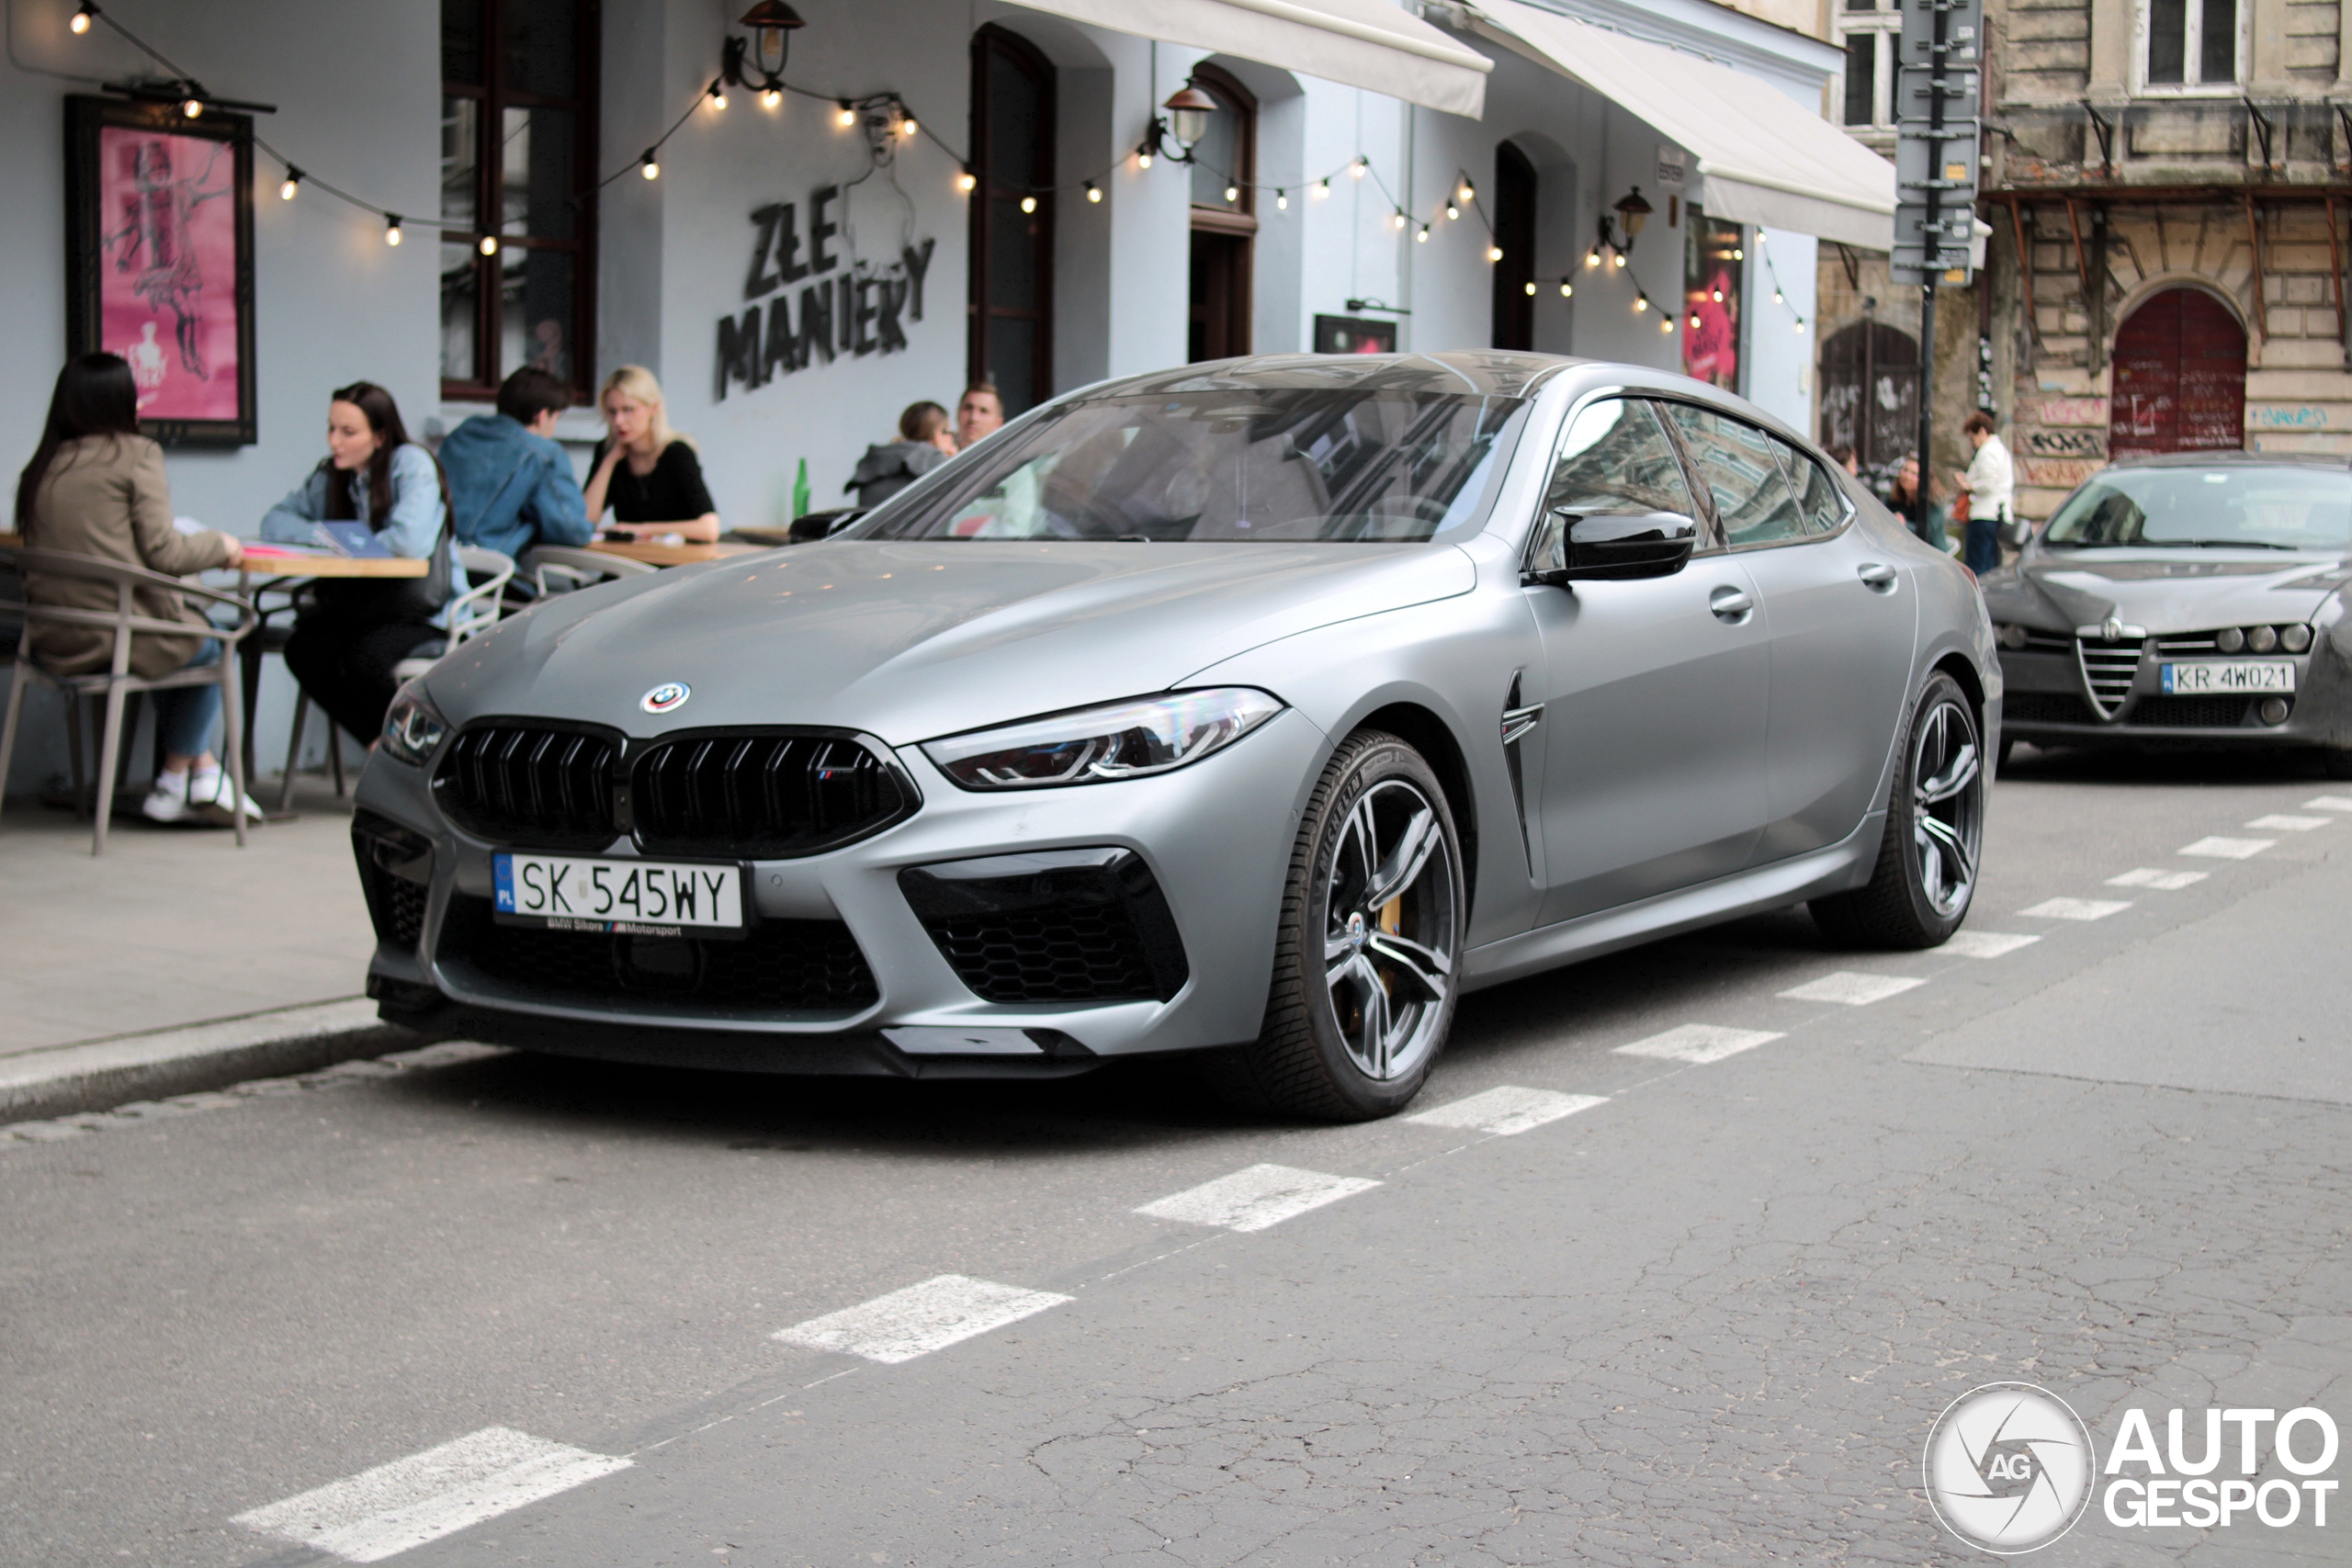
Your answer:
15;352;259;825
261;381;459;748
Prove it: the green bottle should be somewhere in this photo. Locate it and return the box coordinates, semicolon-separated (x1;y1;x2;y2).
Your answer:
790;457;810;521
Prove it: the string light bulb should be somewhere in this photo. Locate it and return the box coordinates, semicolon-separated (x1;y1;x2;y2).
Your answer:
1351;157;1366;179
181;96;202;118
1690;312;1702;328
1136;145;1153;170
384;214;403;246
1731;247;1744;260
1559;278;1573;298
1661;315;1675;333
639;148;660;179
1523;280;1537;297
900;116;917;137
1224;184;1238;203
835;102;854;127
70;3;94;33
1416;223;1429;243
1487;244;1503;263
1085;181;1101;203
1020;194;1036;213
1445;201;1459;220
761;87;782;109
481;234;500;255
1457;178;1475;205
1585;247;1600;269
707;83;727;109
1712;288;1724;302
1316;177;1329;197
278;167;302;201
1772;289;1784;305
1391;210;1407;231
1275;189;1287;210
1611;252;1626;268
1634;296;1647;312
956;169;977;193
1793;318;1804;333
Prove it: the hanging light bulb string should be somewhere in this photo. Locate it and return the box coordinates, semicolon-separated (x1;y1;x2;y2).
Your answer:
1752;229;1808;329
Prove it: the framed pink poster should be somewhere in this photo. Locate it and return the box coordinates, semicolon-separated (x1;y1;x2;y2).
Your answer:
66;96;256;446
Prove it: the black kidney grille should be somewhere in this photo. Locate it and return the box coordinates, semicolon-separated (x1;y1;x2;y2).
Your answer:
435;724;618;848
632;732;911;857
436;895;878;1012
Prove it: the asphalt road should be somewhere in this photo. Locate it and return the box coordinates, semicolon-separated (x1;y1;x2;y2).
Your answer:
5;745;2348;1566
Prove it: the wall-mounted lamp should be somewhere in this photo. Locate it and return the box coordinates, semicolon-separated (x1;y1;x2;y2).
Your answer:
722;2;803;101
1162;84;1217;149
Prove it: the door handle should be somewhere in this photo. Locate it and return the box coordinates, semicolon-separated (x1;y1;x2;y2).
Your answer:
1708;584;1753;622
1858;562;1899;592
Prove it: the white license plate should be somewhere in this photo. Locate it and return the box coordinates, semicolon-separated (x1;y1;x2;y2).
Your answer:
2160;661;2296;694
493;852;743;935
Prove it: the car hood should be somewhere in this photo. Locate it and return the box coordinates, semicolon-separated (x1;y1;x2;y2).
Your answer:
426;539;1477;743
1983;548;2347;635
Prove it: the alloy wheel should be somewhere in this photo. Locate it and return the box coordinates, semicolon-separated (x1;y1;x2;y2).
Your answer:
1912;697;1984;919
1321;779;1458;1081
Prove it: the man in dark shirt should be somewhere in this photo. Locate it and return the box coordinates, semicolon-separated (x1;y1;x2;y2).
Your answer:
437;367;592;562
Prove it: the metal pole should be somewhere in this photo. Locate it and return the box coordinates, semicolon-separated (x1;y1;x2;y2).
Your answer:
1917;277;1937;489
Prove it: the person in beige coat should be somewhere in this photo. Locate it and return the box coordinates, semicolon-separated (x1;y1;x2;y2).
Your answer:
15;352;259;824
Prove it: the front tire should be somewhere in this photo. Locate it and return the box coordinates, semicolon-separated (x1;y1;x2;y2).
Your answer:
1812;671;1985;949
1212;730;1464;1122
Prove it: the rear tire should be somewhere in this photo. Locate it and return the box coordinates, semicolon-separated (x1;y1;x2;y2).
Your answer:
1812;671;1985;950
1207;730;1464;1122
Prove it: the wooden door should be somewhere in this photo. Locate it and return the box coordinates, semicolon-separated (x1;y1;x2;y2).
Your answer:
1490;141;1536;350
2109;288;2245;456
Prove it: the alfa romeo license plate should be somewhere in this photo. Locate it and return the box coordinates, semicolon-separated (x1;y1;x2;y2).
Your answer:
2160;661;2295;694
493;852;743;936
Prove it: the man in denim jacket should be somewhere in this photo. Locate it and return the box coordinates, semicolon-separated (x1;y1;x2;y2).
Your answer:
436;367;592;563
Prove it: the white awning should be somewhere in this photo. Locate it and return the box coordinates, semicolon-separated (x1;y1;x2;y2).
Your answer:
1469;0;1895;250
1006;0;1493;118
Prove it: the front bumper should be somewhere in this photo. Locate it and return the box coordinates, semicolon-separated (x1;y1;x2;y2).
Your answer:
352;707;1329;1071
1997;642;2352;749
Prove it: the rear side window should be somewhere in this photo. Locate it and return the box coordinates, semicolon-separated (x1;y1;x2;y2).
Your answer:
1665;404;1808;547
1544;398;1698;519
1770;436;1847;535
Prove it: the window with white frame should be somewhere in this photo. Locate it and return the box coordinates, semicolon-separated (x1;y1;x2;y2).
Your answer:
2141;0;2241;89
1837;0;1901;131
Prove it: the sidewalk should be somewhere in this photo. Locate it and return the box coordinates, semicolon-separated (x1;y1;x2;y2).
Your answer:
0;776;420;1118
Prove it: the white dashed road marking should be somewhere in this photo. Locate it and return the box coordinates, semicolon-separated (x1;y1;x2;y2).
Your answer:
1778;972;1927;1006
2108;868;2208;890
2019;897;2132;920
772;1275;1071;1364
2180;837;2274;859
2247;814;2330;831
1407;1087;1607;1136
1941;931;2042;958
1614;1024;1784;1066
2304;795;2352;813
232;1427;629;1563
1136;1164;1380;1233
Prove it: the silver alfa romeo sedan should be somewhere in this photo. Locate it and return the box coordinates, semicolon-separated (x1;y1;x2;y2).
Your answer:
1981;452;2352;773
353;354;1997;1120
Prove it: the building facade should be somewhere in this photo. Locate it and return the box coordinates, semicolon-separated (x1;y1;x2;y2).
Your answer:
2;0;1879;791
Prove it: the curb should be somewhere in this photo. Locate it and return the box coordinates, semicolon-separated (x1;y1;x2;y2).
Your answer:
0;999;433;1122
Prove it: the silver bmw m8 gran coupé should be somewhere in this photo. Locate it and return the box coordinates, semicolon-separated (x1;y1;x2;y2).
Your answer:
353;353;1998;1120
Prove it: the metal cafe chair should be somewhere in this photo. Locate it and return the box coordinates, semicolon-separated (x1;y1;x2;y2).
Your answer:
520;545;656;597
277;546;519;814
0;546;258;855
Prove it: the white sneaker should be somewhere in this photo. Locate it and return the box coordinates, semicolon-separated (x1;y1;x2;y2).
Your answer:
187;769;265;826
141;770;193;824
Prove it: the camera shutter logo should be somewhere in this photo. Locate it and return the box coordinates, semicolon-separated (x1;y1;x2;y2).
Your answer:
1923;1382;2097;1553
640;682;691;715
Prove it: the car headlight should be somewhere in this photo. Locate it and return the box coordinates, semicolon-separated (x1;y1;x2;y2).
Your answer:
922;688;1283;790
380;683;449;767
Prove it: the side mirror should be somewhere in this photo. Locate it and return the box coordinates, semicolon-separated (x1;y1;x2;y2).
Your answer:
1528;509;1698;584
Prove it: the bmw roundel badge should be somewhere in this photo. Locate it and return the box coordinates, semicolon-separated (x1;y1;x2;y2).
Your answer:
640;682;691;715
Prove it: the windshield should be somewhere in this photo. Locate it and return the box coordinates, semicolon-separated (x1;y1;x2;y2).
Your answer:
848;389;1528;544
2043;465;2352;551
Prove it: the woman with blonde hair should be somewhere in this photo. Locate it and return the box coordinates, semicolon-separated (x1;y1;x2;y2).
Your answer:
583;365;719;540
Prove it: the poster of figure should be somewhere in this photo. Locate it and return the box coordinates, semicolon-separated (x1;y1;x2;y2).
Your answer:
67;97;256;446
1681;212;1743;393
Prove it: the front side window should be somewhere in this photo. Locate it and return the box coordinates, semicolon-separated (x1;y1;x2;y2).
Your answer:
853;389;1527;544
1665;404;1809;547
1545;399;1698;520
440;0;598;400
2043;466;2350;549
2144;0;2239;86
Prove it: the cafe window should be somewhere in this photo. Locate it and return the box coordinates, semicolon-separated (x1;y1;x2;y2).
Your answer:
440;0;600;400
968;26;1056;416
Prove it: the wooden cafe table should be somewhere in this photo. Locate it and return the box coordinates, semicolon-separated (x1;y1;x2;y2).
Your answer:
584;536;765;568
232;548;429;801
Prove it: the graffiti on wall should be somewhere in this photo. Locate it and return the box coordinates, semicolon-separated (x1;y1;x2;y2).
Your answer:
2024;427;2106;458
2021;458;2102;488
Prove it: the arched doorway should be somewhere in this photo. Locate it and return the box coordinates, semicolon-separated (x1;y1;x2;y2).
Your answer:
2109;288;2245;456
1490;141;1536;350
1187;66;1256;362
1818;320;1917;473
968;27;1055;414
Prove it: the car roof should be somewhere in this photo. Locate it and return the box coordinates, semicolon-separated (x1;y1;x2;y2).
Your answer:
2104;449;2350;471
1102;351;1577;400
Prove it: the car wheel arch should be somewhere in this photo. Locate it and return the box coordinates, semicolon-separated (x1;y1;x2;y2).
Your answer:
1342;702;1480;919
